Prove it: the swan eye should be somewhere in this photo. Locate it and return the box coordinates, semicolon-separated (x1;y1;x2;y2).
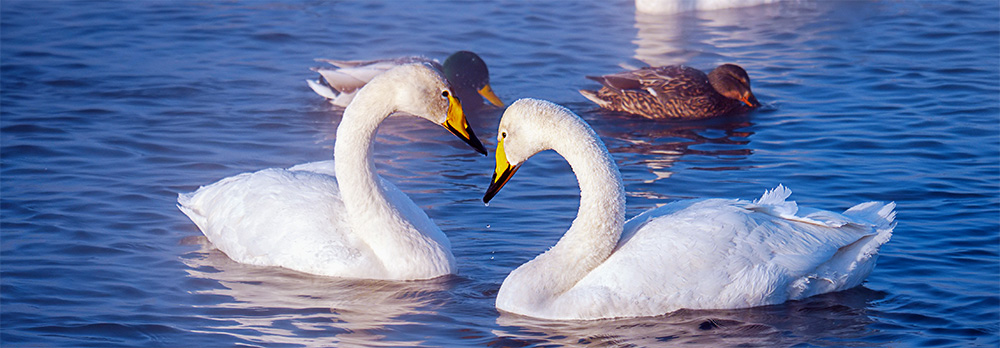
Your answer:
441;90;449;99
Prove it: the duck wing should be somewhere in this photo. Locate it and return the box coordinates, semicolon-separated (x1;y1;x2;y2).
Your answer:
309;56;443;106
586;66;713;99
316;56;432;69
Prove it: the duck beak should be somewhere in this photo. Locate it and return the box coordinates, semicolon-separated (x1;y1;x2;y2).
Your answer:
478;84;505;107
442;93;487;155
484;138;519;203
741;93;760;108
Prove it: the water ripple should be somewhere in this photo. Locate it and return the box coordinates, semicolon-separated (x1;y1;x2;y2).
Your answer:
2;0;998;347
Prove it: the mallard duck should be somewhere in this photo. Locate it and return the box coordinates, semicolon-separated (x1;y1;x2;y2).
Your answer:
179;64;487;280
483;98;895;320
579;64;760;119
307;51;504;110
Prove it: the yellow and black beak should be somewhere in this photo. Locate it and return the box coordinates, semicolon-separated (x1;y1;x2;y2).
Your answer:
441;93;487;155
478;84;505;107
483;138;519;203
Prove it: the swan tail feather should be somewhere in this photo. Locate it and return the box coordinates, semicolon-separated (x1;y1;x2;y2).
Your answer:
749;184;799;218
754;184;792;205
177;192;209;234
843;201;897;229
843;201;897;251
788;201;896;299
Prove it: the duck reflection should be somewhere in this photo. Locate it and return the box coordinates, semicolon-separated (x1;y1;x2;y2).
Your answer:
492;287;884;347
580;108;754;191
182;238;451;347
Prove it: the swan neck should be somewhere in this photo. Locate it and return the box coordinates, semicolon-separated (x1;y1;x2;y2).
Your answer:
330;77;455;279
542;130;626;287
334;91;393;191
333;87;400;273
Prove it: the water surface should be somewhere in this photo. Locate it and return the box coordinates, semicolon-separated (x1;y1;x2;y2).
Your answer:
2;1;998;347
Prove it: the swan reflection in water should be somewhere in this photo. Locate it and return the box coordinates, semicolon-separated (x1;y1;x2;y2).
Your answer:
631;2;825;69
181;237;451;347
491;286;884;347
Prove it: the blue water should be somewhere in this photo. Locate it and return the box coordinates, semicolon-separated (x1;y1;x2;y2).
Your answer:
2;0;998;347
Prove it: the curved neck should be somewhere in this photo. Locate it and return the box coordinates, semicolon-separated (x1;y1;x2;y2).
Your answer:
556;137;626;263
334;91;393;203
534;125;626;294
333;88;398;271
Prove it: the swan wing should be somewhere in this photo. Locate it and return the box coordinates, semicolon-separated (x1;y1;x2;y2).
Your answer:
566;187;894;318
177;161;378;277
290;161;454;276
378;177;453;253
288;159;337;175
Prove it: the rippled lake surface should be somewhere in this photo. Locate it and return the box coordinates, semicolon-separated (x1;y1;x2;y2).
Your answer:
2;1;998;347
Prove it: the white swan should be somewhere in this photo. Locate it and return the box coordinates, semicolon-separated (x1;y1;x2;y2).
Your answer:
483;98;896;320
178;63;487;280
635;0;778;14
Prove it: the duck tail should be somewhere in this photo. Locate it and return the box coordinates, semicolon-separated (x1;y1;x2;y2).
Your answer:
579;89;610;107
306;79;340;100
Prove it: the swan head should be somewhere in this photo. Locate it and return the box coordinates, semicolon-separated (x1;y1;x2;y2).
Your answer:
377;63;488;155
484;98;582;203
708;64;760;108
442;51;504;107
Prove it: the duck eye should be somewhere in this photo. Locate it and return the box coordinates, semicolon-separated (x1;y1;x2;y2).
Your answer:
441;90;449;98
501;131;507;138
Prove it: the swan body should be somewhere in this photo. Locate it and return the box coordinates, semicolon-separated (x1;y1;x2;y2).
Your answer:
580;64;759;119
484;98;895;320
179;64;487;280
307;51;503;109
